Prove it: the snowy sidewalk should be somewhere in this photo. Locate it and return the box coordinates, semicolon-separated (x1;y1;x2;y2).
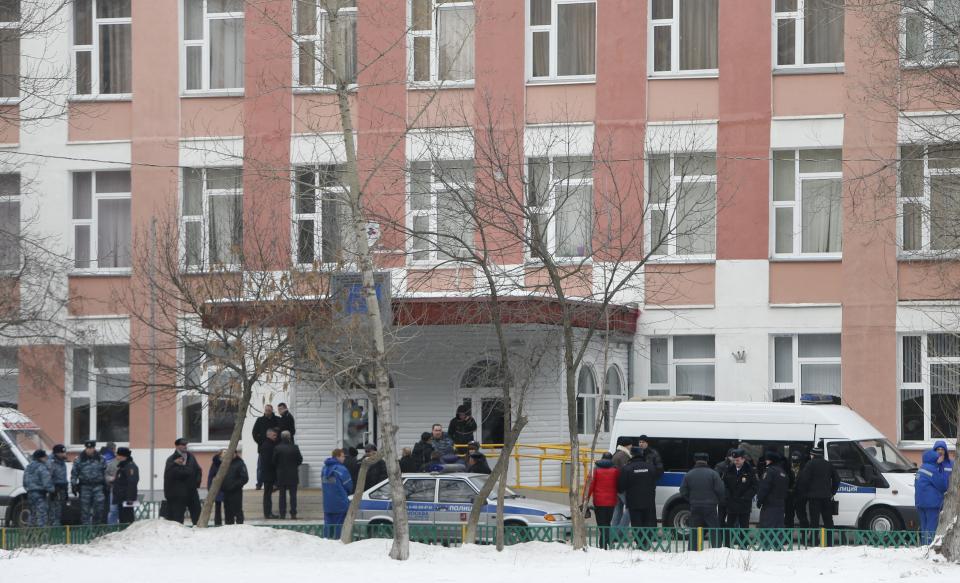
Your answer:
1;520;955;583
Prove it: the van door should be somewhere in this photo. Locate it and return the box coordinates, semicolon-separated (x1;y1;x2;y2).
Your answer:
824;440;877;527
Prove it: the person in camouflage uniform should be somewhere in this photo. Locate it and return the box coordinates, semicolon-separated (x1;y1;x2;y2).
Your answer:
48;444;69;526
71;440;106;525
23;449;54;526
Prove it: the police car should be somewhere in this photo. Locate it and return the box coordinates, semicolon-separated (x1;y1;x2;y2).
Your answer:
354;472;572;528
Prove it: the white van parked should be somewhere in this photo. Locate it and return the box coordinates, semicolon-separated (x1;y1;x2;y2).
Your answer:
1;407;62;526
609;400;919;531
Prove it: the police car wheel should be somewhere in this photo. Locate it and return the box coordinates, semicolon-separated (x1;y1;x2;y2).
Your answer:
664;503;690;530
11;497;29;527
862;508;902;532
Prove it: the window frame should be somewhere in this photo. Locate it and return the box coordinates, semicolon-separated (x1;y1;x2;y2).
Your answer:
576;364;598;435
293;0;358;90
899;332;960;444
770;333;842;403
406;158;476;265
525;155;594;262
408;0;476;87
71;170;133;273
646;151;717;261
647;0;720;77
66;345;131;447
773;0;845;71
178;343;241;446
180;167;244;271
526;0;597;83
0;4;20;101
291;164;352;268
898;144;960;256
0;346;18;409
71;0;133;99
900;0;959;68
771;148;844;259
646;335;716;400
181;0;245;95
0;172;20;272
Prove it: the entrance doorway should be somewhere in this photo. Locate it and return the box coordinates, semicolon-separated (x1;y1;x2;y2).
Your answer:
459;360;506;445
341;397;376;450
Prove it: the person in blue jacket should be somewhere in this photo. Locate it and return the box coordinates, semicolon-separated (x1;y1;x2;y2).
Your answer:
322;448;354;539
933;440;954;479
916;449;949;544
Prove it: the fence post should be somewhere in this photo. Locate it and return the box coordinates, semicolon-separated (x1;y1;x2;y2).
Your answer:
1;527;5;550
66;525;71;545
461;523;467;544
820;528;826;548
697;527;703;551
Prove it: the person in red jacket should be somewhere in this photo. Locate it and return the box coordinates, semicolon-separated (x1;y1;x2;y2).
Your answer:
586;452;621;549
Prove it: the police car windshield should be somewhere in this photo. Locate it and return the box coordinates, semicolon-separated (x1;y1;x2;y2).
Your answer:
469;476;519;498
7;429;56;457
858;439;915;472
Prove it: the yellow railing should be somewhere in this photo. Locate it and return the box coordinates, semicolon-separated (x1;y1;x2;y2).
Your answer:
471;442;607;493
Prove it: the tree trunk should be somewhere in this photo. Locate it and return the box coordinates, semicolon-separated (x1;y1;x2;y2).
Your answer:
341;455;376;544
495;459;509;551
932;410;960;560
464;417;526;544
196;382;253;527
562;322;586;549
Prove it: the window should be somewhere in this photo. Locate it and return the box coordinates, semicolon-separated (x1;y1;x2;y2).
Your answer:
181;168;243;269
294;165;356;265
411;0;475;83
404;478;436;501
901;333;960;442
771;334;842;403
903;0;960;65
602;365;624;433
438;479;476;502
181;344;240;443
647;152;716;257
409;159;475;262
183;0;244;91
294;0;357;87
527;156;593;259
576;365;597;434
70;346;130;444
775;0;844;67
0;1;19;98
649;0;718;75
0;346;17;408
73;0;132;96
773;149;843;256
0;173;19;271
899;144;960;252
72;170;132;270
528;0;596;79
647;335;715;400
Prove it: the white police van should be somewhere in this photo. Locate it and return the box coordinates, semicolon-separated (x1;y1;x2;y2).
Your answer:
610;400;919;531
1;407;65;526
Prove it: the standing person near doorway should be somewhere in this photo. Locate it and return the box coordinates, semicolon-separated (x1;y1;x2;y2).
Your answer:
221;449;249;525
251;404;276;490
112;447;139;525
796;444;840;533
448;405;477;447
259;429;280;519
274;430;303;519
276;403;296;440
163;439;202;524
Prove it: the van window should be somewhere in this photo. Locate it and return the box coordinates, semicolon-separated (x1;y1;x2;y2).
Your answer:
623;436;738;471
827;441;872;486
0;439;21;469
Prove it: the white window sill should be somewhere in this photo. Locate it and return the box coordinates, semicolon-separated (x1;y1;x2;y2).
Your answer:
69;94;133;103
900;60;957;70
407;259;476;268
181;90;245;99
181;443;231;453
770;254;842;262
648;71;719;80
0;96;20;105
523;256;594;267
292;84;358;95
898;441;954;451
646;255;716;265
408;80;476;91
70;269;133;277
898;251;960;261
773;65;844;76
526;76;596;87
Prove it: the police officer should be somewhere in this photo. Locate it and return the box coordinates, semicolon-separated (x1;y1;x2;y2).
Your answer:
757;452;789;528
784;449;807;528
48;444;69;526
796;444;840;531
24;450;54;526
617;447;661;528
721;449;757;528
71;440;107;525
112;447;139;524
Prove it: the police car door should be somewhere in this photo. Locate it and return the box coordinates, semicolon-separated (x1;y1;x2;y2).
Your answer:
824;440;877;527
437;478;476;526
404;478;438;525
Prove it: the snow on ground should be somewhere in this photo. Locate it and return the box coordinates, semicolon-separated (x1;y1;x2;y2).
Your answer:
1;520;957;583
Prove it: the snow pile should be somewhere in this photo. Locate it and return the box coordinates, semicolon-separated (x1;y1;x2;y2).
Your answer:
2;520;959;583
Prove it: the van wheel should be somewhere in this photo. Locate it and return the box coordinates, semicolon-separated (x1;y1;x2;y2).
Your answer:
664;503;690;530
862;507;902;532
10;497;29;527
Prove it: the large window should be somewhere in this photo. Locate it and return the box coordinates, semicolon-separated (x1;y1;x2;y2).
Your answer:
648;152;716;257
293;164;355;265
602;365;625;433
775;0;844;67
773;149;843;256
411;0;475;83
72;170;132;270
527;156;593;259
409;159;475;262
180;344;239;443
69;345;130;445
294;0;357;87
528;0;596;80
183;0;244;92
901;333;960;442
0;1;19;98
181;167;243;269
649;0;718;75
771;334;842;403
899;144;960;252
903;0;960;65
73;0;132;96
0;173;19;271
647;335;715;400
576;365;597;434
0;346;17;409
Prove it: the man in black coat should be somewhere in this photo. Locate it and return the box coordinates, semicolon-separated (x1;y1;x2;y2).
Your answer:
343;446;360;492
251;404;276;489
273;430;303;519
276;403;296;440
636;435;664;475
721;449;757;528
163;438;202;524
221;451;249;525
448;405;477;446
714;448;735;525
617;447;661;528
362;443;388;491
757;452;789;528
259;429;280;518
784;449;806;528
412;432;434;469
796;444;841;529
112;447;139;524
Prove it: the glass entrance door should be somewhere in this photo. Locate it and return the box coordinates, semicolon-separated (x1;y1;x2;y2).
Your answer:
342;398;376;450
459;394;505;445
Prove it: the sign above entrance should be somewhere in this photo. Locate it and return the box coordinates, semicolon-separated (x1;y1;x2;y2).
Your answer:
331;271;392;328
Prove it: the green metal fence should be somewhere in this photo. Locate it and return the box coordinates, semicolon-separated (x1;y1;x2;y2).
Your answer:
0;524;128;552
